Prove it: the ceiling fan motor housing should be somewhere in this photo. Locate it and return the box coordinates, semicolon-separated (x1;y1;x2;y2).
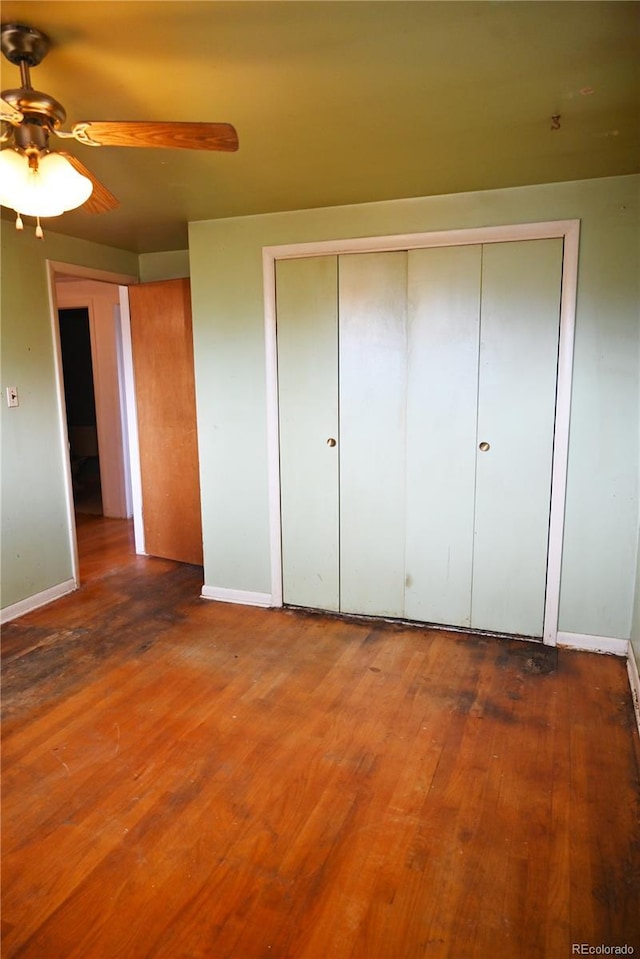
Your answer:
2;88;66;128
12;118;51;155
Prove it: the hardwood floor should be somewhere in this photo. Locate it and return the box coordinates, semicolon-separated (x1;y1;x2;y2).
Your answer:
2;515;640;958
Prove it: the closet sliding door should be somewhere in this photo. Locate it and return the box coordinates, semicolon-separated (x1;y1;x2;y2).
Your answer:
404;244;482;627
275;237;563;638
339;252;408;618
277;256;340;611
471;239;563;635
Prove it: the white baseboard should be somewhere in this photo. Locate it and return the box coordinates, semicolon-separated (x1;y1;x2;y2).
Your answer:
1;579;77;624
201;585;273;608
556;631;629;657
627;644;640;740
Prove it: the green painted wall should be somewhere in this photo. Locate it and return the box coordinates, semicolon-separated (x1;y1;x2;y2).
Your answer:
3;176;638;641
632;351;640;663
630;272;640;669
189;174;639;641
632;535;640;665
138;250;190;282
0;220;138;610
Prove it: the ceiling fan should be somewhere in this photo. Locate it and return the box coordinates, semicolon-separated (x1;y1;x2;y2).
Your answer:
0;22;239;235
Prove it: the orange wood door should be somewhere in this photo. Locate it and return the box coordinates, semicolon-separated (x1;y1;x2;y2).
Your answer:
128;279;203;566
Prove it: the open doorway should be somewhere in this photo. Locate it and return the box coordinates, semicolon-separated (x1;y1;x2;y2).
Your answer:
48;260;141;588
58;306;103;516
55;275;133;522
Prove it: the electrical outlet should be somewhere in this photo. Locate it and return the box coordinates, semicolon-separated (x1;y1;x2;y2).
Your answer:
6;387;19;408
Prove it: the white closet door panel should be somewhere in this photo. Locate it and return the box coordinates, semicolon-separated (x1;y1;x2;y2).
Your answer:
472;238;563;636
339;252;407;617
277;256;340;610
405;245;482;626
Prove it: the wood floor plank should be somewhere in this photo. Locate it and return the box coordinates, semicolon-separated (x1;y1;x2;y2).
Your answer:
2;516;639;958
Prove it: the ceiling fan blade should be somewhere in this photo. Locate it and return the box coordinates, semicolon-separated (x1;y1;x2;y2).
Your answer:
1;97;23;124
59;152;120;214
70;120;239;152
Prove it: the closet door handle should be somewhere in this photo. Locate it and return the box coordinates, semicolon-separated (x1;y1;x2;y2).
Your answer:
327;437;337;448
479;441;490;452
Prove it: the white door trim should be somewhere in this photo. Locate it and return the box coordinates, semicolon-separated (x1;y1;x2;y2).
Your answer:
263;220;580;645
117;287;145;554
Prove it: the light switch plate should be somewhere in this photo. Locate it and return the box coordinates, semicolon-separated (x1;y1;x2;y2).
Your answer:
6;387;19;408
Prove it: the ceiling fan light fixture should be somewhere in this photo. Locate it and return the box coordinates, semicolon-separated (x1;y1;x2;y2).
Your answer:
1;22;238;235
0;148;93;219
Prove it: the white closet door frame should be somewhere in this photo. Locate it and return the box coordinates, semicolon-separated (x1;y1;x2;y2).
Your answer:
263;220;580;646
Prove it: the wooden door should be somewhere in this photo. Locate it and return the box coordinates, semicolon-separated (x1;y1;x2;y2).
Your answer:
128;279;203;566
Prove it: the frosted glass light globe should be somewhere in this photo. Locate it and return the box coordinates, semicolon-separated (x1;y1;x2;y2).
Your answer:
0;149;93;216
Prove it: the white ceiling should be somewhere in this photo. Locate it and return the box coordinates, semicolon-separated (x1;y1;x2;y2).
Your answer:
1;1;638;253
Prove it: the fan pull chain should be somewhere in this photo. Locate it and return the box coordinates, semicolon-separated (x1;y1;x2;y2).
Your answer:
14;214;45;238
